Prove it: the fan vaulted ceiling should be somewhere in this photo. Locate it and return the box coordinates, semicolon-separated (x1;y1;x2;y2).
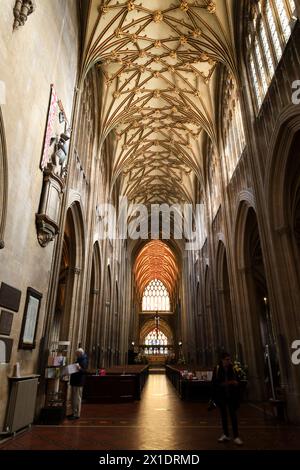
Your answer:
82;0;235;206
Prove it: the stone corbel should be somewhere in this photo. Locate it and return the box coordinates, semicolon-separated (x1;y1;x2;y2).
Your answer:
36;213;59;247
13;0;36;30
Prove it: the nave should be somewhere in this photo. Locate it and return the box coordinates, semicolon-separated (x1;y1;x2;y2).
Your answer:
1;373;300;451
1;0;300;448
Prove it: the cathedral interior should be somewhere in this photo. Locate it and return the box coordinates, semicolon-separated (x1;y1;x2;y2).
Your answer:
1;0;300;452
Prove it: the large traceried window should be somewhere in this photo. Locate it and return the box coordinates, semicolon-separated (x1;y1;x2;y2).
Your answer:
223;74;246;182
247;0;297;111
142;279;170;311
144;329;168;355
145;329;168;346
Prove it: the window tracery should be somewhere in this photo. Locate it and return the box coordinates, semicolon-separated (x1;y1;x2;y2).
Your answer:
222;75;246;181
247;0;296;110
142;279;170;311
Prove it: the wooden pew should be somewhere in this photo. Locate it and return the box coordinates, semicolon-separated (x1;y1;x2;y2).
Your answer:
83;365;149;403
166;365;213;401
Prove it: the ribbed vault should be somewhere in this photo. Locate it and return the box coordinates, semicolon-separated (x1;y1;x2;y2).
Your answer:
134;240;179;298
82;0;236;206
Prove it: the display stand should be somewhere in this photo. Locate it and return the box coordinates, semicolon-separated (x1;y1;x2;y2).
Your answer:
39;341;70;424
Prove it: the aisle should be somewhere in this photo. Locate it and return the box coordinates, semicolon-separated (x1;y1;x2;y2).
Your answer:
1;374;300;450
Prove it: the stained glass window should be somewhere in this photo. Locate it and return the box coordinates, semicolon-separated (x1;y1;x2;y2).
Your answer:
142;279;170;311
145;329;168;346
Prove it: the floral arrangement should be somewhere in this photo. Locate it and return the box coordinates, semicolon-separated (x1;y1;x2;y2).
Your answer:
134;353;148;364
233;360;248;380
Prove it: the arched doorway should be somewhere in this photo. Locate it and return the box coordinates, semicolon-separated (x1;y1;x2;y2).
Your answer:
0;107;8;248
266;126;300;415
216;242;235;355
195;281;204;365
85;242;101;369
238;204;279;399
103;265;112;367
204;266;214;366
114;281;120;364
51;202;85;348
287;132;300;270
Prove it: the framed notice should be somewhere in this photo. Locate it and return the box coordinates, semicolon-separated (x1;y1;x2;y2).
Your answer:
19;288;42;350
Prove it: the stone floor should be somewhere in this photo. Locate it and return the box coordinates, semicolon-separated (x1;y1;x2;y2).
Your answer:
1;374;300;451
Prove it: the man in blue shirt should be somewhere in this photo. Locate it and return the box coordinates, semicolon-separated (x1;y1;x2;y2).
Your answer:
68;348;88;420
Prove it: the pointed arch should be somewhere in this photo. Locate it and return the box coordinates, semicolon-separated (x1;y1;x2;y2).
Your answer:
86;241;102;368
51;200;86;346
216;240;235;353
0;107;8;248
234;199;279;399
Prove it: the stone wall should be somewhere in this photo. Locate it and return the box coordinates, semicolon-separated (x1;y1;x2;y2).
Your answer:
0;0;79;429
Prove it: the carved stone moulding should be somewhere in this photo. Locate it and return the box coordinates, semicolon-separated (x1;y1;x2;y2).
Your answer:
13;0;36;30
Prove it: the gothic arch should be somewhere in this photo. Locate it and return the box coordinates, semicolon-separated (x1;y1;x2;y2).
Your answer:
51;201;86;348
234;194;256;271
104;264;112;366
139;318;174;346
264;113;300;377
216;241;235;354
0;108;8;248
265;109;300;231
265;112;300;277
204;266;214;365
234;200;278;399
86;241;101;368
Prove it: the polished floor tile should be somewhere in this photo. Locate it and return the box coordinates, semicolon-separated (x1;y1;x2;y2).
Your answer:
1;374;300;450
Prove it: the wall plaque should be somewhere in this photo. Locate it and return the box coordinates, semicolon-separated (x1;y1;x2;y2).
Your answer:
0;282;22;312
0;310;13;335
19;287;42;349
0;336;13;363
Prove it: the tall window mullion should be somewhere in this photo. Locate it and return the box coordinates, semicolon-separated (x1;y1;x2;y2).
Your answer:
265;0;283;60
259;19;275;78
236;100;246;150
249;53;262;107
287;0;296;15
247;0;296;113
233;103;243;156
274;0;293;43
254;38;268;95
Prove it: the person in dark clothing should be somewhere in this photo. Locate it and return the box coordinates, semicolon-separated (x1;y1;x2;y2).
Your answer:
68;348;88;419
212;352;243;445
